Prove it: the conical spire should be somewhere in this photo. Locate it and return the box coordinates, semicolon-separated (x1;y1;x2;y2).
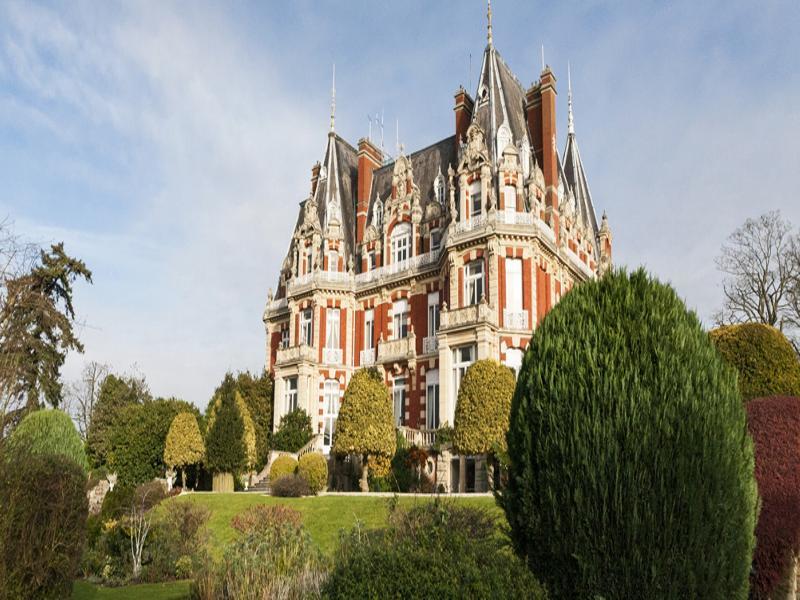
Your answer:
567;62;575;135
329;64;336;133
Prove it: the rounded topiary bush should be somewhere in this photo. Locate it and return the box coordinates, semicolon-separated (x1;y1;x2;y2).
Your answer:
746;396;800;599
504;268;757;599
710;323;800;402
297;453;328;494
453;359;515;455
8;409;89;472
270;455;298;481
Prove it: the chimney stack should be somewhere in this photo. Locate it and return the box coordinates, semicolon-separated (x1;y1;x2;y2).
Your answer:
356;138;382;245
454;87;474;150
310;161;321;196
526;67;559;239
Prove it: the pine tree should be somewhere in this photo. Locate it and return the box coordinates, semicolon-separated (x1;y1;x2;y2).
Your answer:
205;375;246;477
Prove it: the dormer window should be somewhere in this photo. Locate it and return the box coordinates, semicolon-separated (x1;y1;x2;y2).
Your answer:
430;228;442;252
391;222;411;264
327;250;338;272
504;185;517;216
304;247;312;274
433;172;445;206
470;181;482;217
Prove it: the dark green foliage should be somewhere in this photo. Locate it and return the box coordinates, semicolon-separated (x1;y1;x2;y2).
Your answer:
205;375;246;475
271;408;313;453
503;268;757;599
0;242;92;420
86;373;152;467
710;323;800;401
270;474;311;497
234;371;273;469
0;450;88;599
7;408;88;472
324;501;547;599
108;398;199;487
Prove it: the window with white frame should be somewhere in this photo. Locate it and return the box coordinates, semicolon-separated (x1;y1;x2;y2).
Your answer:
304;247;312;274
470;181;482;217
393;377;406;426
280;327;289;349
465;260;485;305
391;222;411;263
327;250;338;272
393;298;408;339
322;379;340;448
505;258;523;313
368;250;376;270
504;185;517;215
300;309;313;345
325;308;340;349
427;292;439;337
364;309;374;349
505;348;524;378
430;228;442;252
452;345;476;406
284;376;298;412
434;173;445;205
425;369;440;429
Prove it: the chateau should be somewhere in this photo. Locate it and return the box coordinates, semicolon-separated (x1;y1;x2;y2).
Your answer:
262;9;612;491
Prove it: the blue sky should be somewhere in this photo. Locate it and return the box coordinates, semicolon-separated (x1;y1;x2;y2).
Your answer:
2;1;799;408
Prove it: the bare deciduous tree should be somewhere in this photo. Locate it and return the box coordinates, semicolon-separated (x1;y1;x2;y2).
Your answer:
129;487;156;579
64;361;110;441
715;211;800;337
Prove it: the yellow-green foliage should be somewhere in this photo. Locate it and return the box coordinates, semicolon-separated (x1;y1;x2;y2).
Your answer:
298;453;328;494
710;323;800;401
164;412;205;470
207;391;257;470
453;359;515;455
333;369;396;460
270;455;298;480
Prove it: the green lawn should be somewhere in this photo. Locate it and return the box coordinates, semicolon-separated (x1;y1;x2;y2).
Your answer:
73;492;498;599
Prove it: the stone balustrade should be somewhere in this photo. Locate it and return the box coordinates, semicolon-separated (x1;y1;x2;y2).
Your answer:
359;348;375;366
275;344;316;364
377;335;415;362
502;309;529;330
440;301;494;329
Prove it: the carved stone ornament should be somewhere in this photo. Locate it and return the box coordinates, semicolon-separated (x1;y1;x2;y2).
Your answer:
459;123;489;171
301;195;321;234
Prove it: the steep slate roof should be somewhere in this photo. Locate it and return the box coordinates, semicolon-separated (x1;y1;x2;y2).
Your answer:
562;133;598;236
366;135;457;225
311;133;358;258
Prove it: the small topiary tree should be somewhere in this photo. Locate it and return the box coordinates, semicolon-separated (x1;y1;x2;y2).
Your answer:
746;395;800;599
269;455;298;481
271;408;314;453
333;369;396;492
164;412;205;489
710;323;800;401
453;359;515;491
298;452;328;494
8;408;88;472
504;268;757;599
205;376;246;492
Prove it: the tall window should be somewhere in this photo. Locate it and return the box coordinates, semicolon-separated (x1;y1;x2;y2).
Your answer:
505;348;524;378
323;379;340;450
465;260;485;305
304;247;312;274
470;181;482;217
434;173;445;205
300;309;313;345
505;258;522;313
280;327;289;349
393;299;408;339
430;228;442;252
368;250;376;270
504;185;517;215
391;222;411;263
427;292;439;337
364;309;374;350
426;369;440;430
284;376;298;412
452;345;476;406
393;378;406;426
325;308;340;350
327;250;338;272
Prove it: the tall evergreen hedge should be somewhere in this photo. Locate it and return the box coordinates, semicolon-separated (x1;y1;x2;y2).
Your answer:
8;409;88;472
710;323;800;401
205;376;246;475
503;268;757;599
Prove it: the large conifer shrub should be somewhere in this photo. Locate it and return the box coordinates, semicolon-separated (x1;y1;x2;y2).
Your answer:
8;408;88;472
710;323;800;401
503;268;757;599
205;377;246;478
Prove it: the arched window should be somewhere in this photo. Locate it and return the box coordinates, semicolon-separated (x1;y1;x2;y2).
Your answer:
433;171;445;206
391;222;411;263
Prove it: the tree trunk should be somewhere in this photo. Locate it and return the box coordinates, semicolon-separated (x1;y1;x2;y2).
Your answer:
180;468;186;490
458;455;466;493
360;455;369;492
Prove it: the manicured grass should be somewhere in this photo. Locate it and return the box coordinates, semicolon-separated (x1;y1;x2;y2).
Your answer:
72;580;190;599
172;492;498;556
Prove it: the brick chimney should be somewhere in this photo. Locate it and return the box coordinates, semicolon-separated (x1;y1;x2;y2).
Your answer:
356;138;382;244
454;87;474;150
310;161;321;196
526;67;559;239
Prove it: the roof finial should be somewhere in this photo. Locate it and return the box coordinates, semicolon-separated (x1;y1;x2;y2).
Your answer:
487;0;493;45
567;61;575;135
329;63;336;133
541;45;545;71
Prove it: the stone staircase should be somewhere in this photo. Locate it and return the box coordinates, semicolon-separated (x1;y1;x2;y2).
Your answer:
245;434;324;493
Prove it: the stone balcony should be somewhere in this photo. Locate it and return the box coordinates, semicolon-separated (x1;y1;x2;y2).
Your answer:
377;333;416;362
440;300;495;330
502;309;529;330
275;344;316;365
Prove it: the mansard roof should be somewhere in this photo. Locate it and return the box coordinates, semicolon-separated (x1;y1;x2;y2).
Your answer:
366;135;457;224
471;44;529;163
311;132;358;255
